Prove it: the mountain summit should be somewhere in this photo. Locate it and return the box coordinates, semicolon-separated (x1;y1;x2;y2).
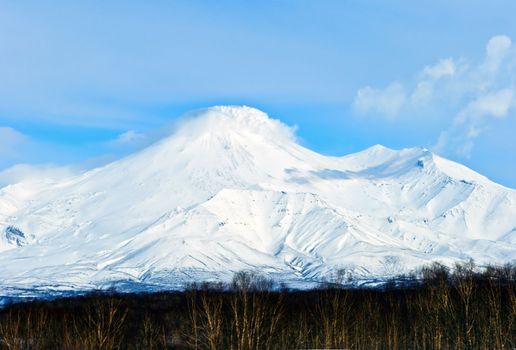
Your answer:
0;106;515;297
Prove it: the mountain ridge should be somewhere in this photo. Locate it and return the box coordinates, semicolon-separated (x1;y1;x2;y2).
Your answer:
0;106;514;298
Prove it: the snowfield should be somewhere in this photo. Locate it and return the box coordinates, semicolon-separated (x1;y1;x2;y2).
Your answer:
0;106;515;300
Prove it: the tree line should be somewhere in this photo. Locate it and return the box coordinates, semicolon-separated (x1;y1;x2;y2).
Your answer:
0;261;514;349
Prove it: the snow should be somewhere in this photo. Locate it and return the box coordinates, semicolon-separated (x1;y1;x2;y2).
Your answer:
0;105;515;299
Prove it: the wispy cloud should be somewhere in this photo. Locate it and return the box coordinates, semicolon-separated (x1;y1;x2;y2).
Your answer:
0;126;85;172
353;35;515;157
0;127;29;159
0;117;174;177
0;127;80;186
353;57;460;116
436;88;513;157
109;130;147;148
105;123;176;154
410;58;458;105
354;82;407;118
0;164;77;188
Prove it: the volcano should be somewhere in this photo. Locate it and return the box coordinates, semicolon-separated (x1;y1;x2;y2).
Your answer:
1;106;515;298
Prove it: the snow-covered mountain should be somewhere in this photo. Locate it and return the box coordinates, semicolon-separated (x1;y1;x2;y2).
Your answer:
0;106;515;297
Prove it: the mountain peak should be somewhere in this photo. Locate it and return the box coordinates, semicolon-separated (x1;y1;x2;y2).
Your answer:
366;144;392;152
175;105;296;144
205;105;269;120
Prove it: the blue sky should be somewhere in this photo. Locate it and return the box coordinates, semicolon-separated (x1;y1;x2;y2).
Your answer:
1;0;515;187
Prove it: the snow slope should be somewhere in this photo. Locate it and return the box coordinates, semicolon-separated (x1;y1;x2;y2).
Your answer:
0;106;515;297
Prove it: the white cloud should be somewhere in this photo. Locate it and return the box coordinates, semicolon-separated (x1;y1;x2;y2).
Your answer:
353;58;458;116
423;58;456;80
409;59;458;105
0;164;77;188
353;82;407;117
410;81;434;105
466;88;513;119
105;125;174;154
353;34;515;158
437;88;514;157
0;127;28;158
111;130;146;146
0;127;74;185
483;35;512;74
100;130;151;158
